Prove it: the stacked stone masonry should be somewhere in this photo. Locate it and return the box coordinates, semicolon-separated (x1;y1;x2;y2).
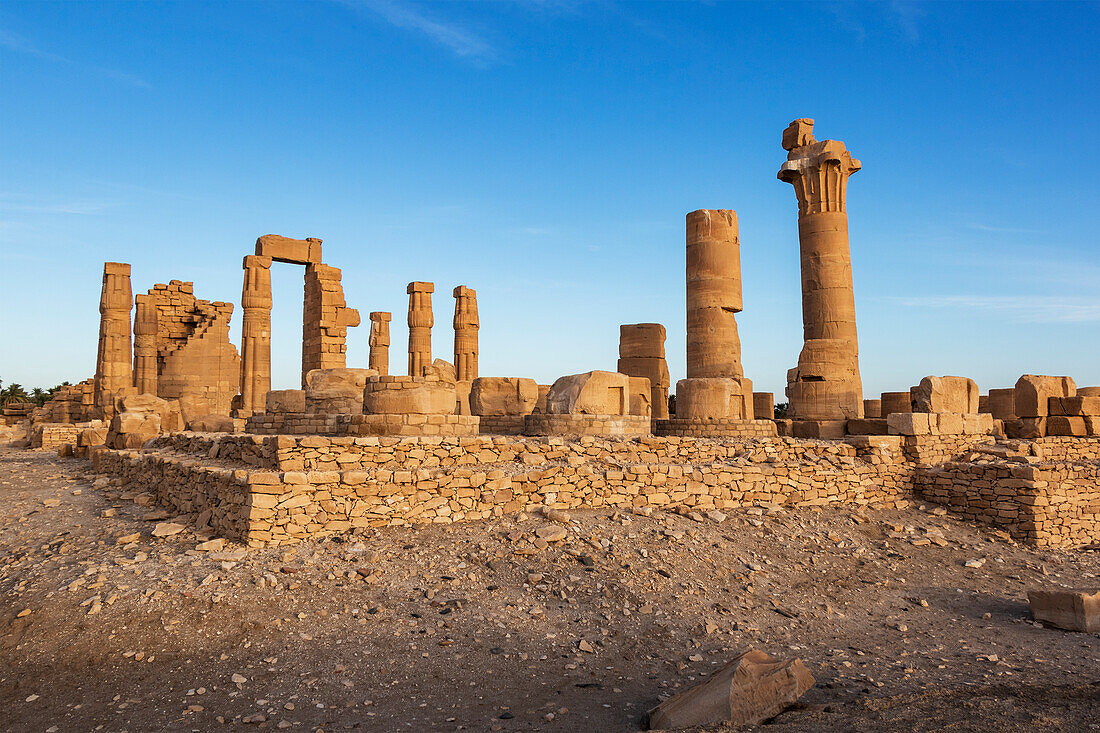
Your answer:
92;431;1100;549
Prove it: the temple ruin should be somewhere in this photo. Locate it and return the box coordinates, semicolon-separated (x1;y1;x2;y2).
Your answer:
4;118;1096;555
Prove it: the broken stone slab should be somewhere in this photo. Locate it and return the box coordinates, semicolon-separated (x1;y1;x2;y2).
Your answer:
1028;589;1099;633
645;649;814;730
910;376;979;414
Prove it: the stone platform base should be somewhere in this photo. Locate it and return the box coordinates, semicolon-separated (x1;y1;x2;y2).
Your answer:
846;418;889;436
245;412;479;437
791;420;848;439
523;414;651;437
478;415;528;435
338;414;479;437
655;418;777;438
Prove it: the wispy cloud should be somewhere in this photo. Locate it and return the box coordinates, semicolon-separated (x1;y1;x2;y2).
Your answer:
0;26;150;88
884;295;1100;323
0;197;118;215
342;0;498;63
966;223;1043;234
888;0;926;42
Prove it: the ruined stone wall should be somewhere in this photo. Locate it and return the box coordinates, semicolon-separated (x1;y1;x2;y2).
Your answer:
1034;437;1100;462
31;423;84;450
916;458;1100;547
99;434;913;546
95;432;1099;549
92;449;252;541
901;435;998;465
32;379;96;424
146;280;240;416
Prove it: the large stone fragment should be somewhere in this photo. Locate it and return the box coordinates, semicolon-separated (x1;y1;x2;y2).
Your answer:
107;412;161;448
910;376;979;414
880;391;912;415
304;368;377;414
1048;396;1100;416
987;388;1016;420
754;392;776;420
470;377;538;416
188;414;235;433
266;389;306;414
626;376;652;417
1028;589;1099;633
362;377;457;415
546;371;629;416
646;649;814;730
675;378;743;420
1015;375;1076;418
422;358;457;383
118;393;169;415
619;323;667;359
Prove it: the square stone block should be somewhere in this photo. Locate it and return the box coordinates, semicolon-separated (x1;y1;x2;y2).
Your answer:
1028;589;1099;632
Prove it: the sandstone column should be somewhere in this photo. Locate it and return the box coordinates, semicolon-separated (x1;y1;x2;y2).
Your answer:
407;282;434;377
94;262;134;417
778;118;864;421
453;286;479;383
132;293;159;396
239;255;273;413
369;311;392;376
303;263;360;386
686;210;743;380
617;323;670;419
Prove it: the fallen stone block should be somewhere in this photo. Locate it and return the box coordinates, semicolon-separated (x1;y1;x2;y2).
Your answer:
470;377;538;416
911;376;979;414
645;649;814;730
1015;374;1076;418
887;411;930;436
1048;396;1100;416
1028;589;1099;632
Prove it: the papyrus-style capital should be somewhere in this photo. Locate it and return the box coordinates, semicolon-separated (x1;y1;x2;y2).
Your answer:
778;119;861;216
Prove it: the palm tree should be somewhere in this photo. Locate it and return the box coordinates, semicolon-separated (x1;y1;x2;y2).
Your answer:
1;383;30;406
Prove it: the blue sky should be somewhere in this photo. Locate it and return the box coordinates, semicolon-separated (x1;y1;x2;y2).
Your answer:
1;1;1098;397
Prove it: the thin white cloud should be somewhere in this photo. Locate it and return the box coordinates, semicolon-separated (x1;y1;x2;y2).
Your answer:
884;295;1100;323
888;0;925;42
0;198;117;215
343;0;498;62
0;26;150;88
966;223;1043;234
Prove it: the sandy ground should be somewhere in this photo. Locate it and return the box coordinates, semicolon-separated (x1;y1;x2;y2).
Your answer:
1;446;1098;732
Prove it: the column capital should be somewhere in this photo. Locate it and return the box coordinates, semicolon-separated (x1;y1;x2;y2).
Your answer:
778;120;861;216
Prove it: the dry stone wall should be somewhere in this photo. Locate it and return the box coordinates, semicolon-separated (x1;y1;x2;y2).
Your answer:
94;432;1100;549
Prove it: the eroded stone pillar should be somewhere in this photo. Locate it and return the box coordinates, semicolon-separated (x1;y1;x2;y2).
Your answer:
778;118;864;421
686;210;743;379
407;282;434;376
369;311;392;376
617;323;670;420
133;293;159;396
239;255;272;413
303;263;360;386
453;286;479;383
94;262;133;417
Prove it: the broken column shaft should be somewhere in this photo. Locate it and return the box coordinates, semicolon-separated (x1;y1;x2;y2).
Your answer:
778;118;864;421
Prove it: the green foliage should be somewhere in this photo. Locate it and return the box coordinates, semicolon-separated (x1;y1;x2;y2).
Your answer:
773;401;789;419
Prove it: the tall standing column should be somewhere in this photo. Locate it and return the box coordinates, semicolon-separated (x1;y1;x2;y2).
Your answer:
452;286;479;382
239;255;273;412
94;262;133;417
407;281;434;376
778;118;864;421
369;311;391;376
686;209;743;379
133;293;159;396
